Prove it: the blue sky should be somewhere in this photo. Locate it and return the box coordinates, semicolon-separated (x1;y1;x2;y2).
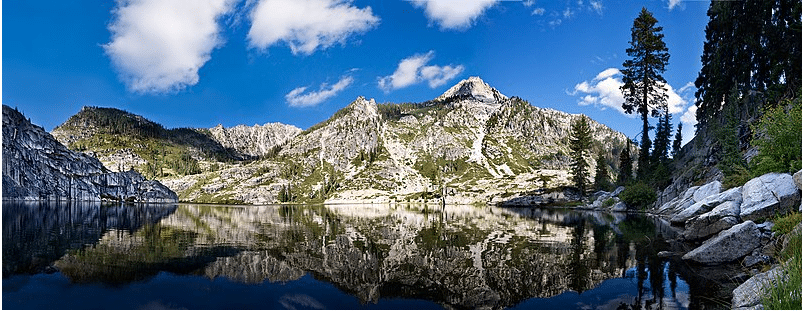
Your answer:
3;0;709;145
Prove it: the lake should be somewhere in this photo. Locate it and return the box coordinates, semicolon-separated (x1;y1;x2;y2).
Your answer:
2;201;731;309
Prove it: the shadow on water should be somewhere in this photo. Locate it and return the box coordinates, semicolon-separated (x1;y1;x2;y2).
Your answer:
505;207;733;309
2;201;177;276
3;203;733;309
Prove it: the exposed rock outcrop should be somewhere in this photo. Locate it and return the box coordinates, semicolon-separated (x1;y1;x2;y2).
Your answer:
681;221;762;265
47;77;635;205
668;182;731;225
207;122;301;158
2;105;177;202
682;200;741;241
739;172;801;221
731;265;785;309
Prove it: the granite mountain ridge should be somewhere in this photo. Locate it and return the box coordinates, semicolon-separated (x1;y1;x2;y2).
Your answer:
49;77;634;204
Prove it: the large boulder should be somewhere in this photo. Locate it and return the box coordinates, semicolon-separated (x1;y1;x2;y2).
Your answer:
670;186;741;225
731;265;785;309
693;180;722;202
682;200;741;241
611;201;628;212
682;221;762;265
740;173;801;222
656;186;699;215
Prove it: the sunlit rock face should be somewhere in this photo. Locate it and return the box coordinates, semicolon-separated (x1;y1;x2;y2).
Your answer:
207;122;301;158
46;78;632;205
2;105;177;203
54;203;657;308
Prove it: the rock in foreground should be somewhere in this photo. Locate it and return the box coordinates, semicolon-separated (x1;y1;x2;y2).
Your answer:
2;105;177;203
682;221;762;265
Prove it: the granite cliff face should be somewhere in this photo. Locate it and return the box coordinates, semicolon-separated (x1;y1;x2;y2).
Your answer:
2;105;177;202
207;122;301;158
50;77;634;204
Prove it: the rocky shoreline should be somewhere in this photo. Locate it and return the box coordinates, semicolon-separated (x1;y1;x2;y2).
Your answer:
570;171;801;309
500;169;801;309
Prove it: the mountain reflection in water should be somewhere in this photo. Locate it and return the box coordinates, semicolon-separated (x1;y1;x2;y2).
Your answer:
2;202;730;309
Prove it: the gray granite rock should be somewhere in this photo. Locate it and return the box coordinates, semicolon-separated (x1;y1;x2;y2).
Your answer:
2;105;177;203
740;173;801;221
682;199;742;241
670;186;742;225
732;265;785;309
611;201;628;212
682;221;762;265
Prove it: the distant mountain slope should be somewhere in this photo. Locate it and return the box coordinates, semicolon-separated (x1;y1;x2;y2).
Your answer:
2;105;177;202
207;123;301;158
52;77;633;204
51;106;300;178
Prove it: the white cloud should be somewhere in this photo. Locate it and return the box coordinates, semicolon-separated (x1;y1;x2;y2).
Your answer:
562;7;574;18
411;0;498;30
668;0;682;10
104;0;235;93
594;67;620;81
678;81;695;94
679;104;697;145
247;0;379;55
532;8;545;15
572;68;688;115
286;75;353;108
549;19;562;27
378;51;464;92
522;0;535;7
590;1;603;15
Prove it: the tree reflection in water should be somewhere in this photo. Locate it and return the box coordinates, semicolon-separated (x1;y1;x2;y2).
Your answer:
3;203;731;309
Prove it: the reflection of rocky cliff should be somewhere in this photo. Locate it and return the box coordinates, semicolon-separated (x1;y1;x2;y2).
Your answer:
60;204;650;308
2;201;176;276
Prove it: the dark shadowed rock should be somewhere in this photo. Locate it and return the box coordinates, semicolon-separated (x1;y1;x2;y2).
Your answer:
682;221;762;265
2;105;177;202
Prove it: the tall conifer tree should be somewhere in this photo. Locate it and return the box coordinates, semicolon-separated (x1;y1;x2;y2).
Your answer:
569;116;593;195
594;152;611;192
672;123;683;158
618;141;633;185
620;8;670;181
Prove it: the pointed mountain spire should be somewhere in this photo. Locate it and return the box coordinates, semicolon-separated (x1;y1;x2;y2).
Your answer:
435;76;507;102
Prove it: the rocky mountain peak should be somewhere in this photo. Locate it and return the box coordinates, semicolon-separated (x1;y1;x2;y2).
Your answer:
435;76;507;102
347;96;379;120
207;122;301;158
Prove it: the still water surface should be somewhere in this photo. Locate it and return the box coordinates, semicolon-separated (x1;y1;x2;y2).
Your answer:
3;202;729;309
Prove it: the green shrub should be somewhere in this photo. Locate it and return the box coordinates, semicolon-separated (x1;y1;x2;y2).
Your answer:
722;165;752;190
619;181;657;210
751;97;802;176
763;231;801;310
773;212;802;236
602;198;616;208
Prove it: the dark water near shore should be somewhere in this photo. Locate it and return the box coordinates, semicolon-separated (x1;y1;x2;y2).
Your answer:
2;201;731;309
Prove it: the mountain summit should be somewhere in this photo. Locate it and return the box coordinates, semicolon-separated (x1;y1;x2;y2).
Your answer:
435;76;507;102
47;78;633;205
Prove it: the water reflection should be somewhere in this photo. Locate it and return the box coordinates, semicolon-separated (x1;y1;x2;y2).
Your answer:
2;201;176;276
3;202;730;309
